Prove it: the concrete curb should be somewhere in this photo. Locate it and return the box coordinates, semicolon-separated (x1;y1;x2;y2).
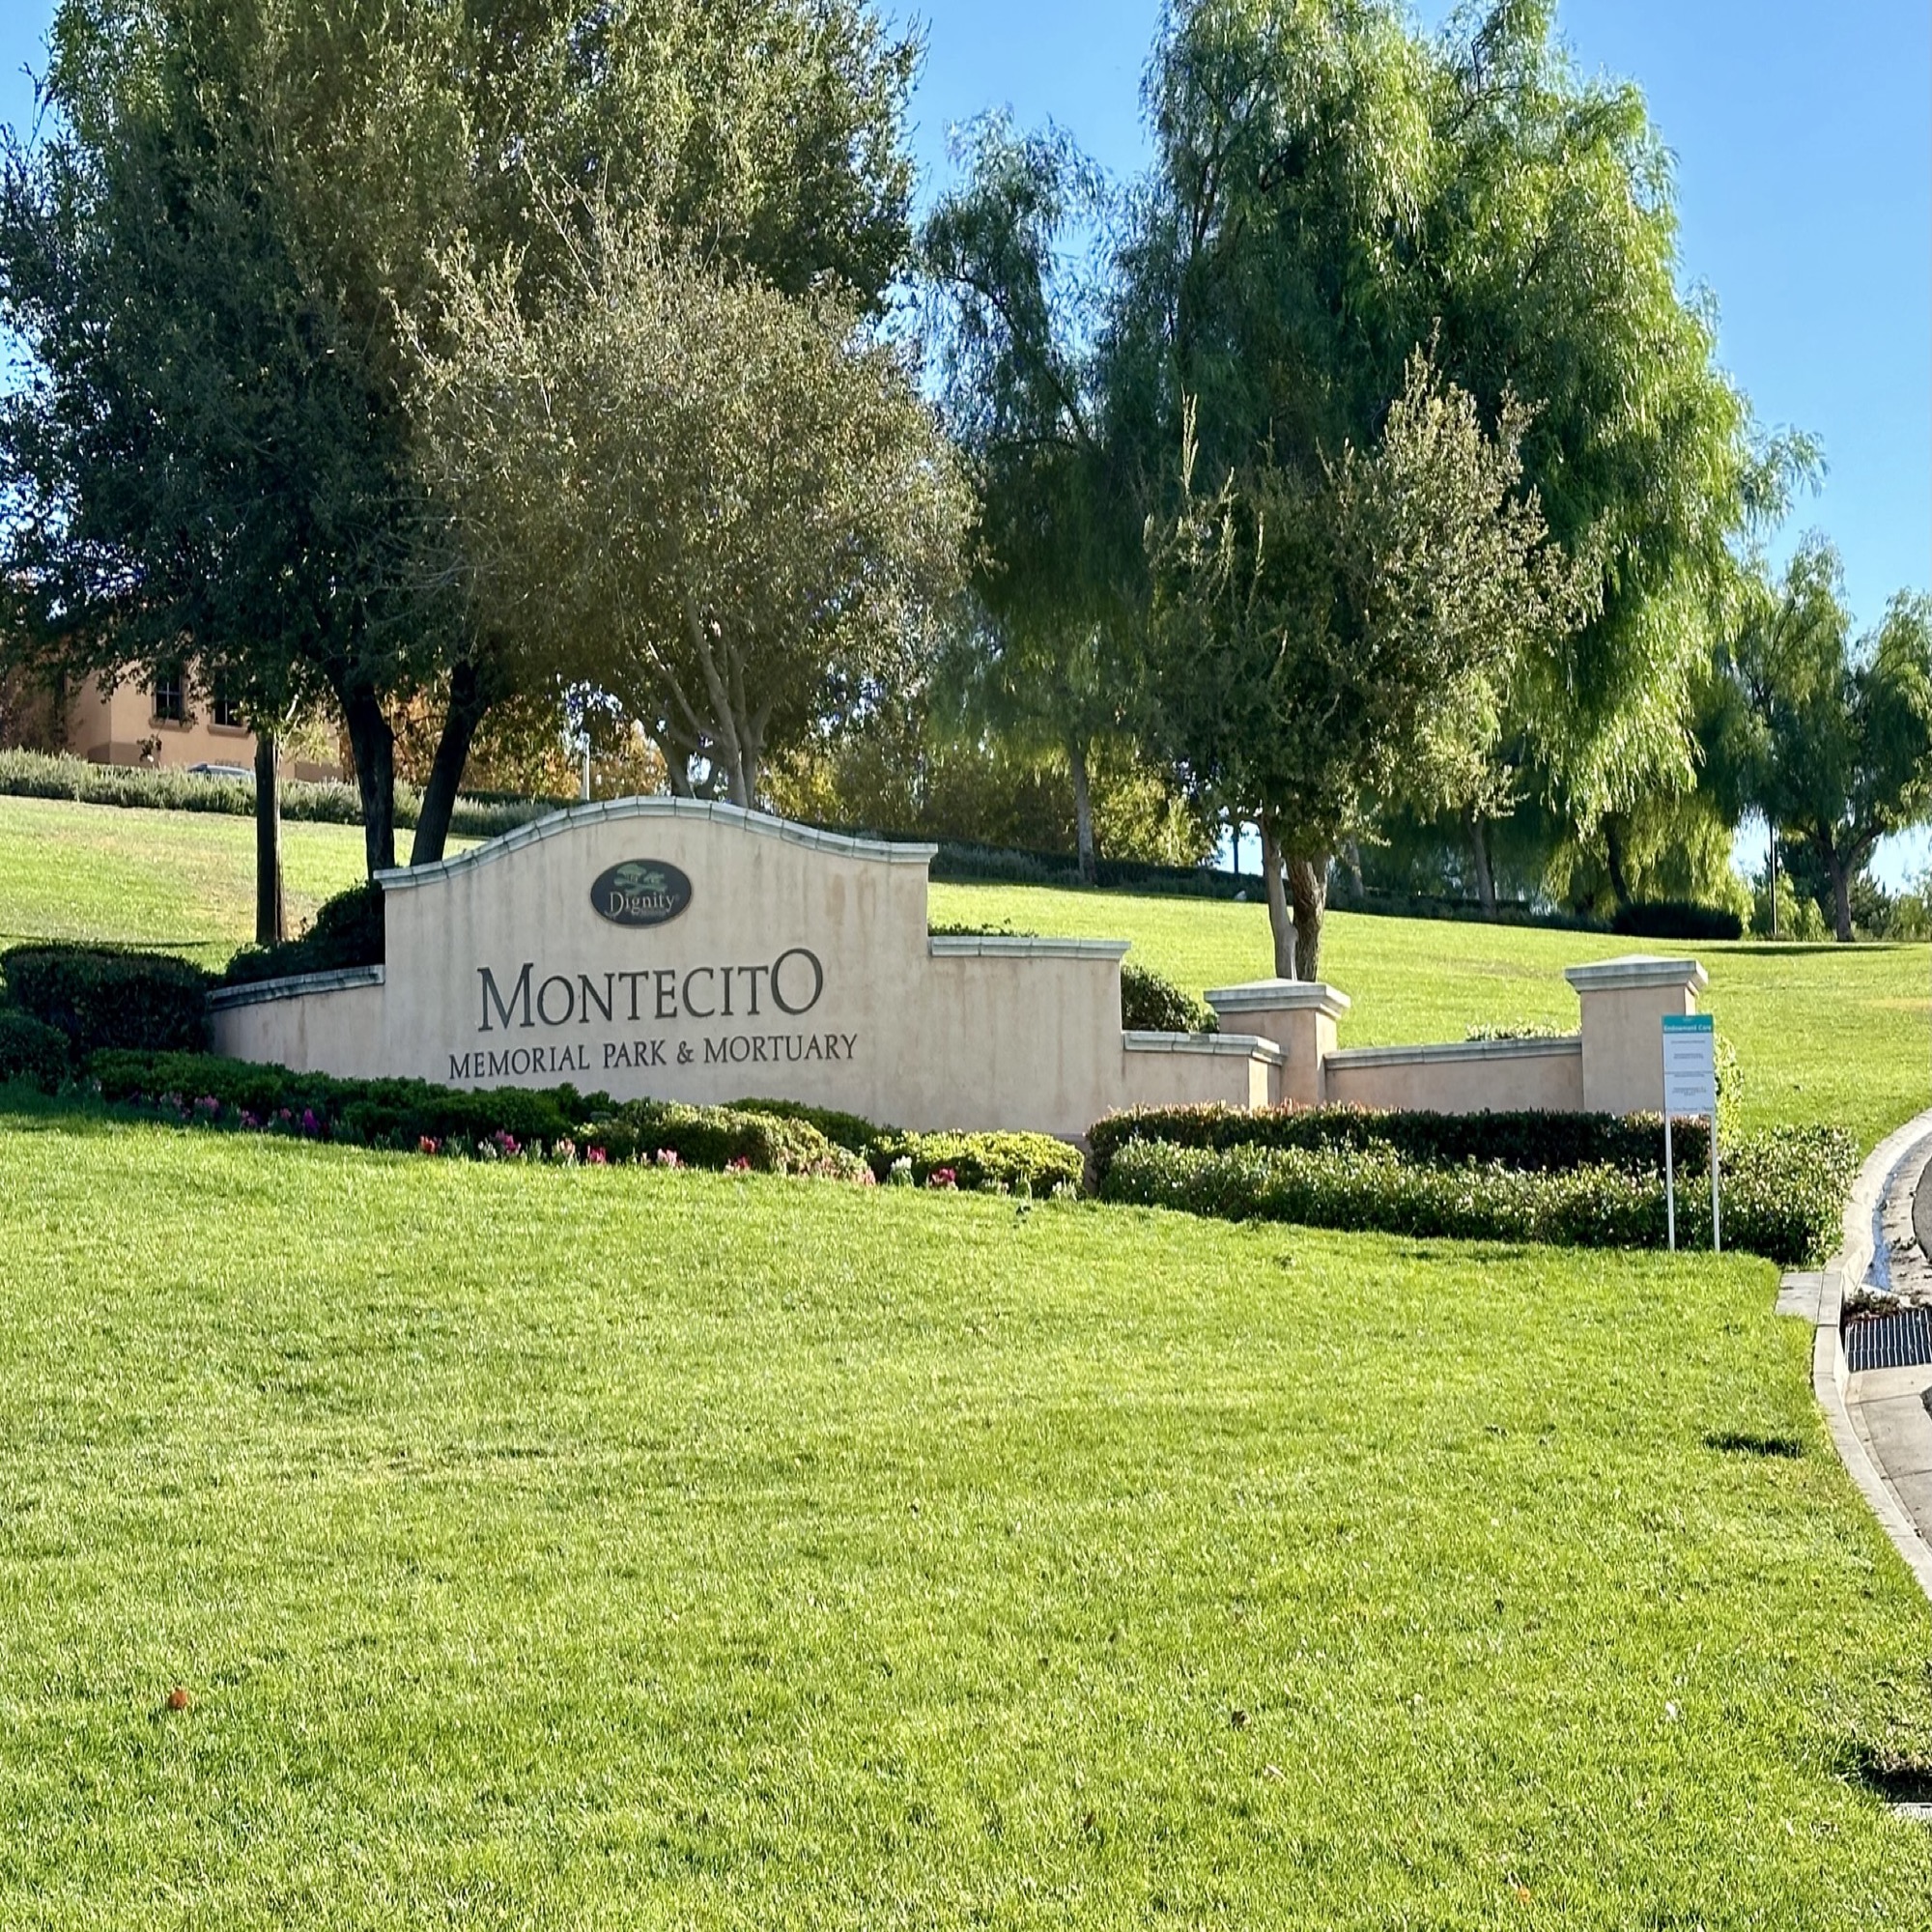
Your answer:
1805;1108;1932;1603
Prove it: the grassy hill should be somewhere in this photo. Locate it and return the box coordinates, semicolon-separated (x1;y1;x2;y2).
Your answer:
0;1106;1926;1926
1;794;1922;1146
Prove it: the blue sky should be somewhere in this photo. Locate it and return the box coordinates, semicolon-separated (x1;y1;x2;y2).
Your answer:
4;1;1928;880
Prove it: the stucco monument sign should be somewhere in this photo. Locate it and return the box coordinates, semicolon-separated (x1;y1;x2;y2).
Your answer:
207;797;1713;1137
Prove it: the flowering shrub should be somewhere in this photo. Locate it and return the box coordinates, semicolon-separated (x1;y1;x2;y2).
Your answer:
887;1156;914;1186
925;1167;957;1190
867;1130;1082;1195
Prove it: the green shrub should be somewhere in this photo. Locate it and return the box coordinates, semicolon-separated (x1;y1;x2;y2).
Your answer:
867;1129;1082;1194
1099;1124;1852;1266
84;1051;868;1178
1087;1103;1711;1184
3;946;211;1056
1611;900;1744;942
1121;959;1217;1034
730;1096;891;1155
224;882;384;985
594;1100;867;1179
0;1010;70;1092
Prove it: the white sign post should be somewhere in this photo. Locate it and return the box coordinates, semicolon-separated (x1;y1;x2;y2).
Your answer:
1661;1013;1719;1254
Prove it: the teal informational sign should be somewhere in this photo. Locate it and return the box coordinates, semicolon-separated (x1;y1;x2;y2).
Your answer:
1661;1012;1719;1253
1662;1012;1718;1117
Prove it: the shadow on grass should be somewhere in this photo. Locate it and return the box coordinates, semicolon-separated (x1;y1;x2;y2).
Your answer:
1849;1748;1932;1805
1703;1430;1805;1459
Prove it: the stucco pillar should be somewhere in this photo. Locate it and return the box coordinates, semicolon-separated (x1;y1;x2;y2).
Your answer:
1204;980;1350;1108
1563;954;1709;1117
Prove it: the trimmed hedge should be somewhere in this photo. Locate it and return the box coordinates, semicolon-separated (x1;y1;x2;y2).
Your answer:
867;1128;1083;1194
1088;1102;1712;1184
224;882;384;985
0;1010;70;1091
1101;1125;1855;1266
2;946;211;1056
1121;959;1217;1034
1612;899;1744;943
84;1050;866;1177
0;748;551;838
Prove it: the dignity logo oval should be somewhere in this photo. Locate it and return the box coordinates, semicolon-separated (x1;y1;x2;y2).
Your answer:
590;859;694;927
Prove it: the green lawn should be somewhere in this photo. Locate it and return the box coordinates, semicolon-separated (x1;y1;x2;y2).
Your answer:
0;1105;1928;1926
930;882;1932;1150
0;794;427;962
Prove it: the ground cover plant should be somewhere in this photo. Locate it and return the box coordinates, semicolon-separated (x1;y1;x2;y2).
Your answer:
0;1104;1928;1925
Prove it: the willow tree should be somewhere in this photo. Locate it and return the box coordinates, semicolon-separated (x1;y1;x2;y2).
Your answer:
1122;0;1750;958
416;213;970;808
922;118;1143;882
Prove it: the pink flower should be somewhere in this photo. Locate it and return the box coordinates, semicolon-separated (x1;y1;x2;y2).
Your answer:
300;1108;321;1137
417;1135;440;1156
927;1167;957;1190
654;1148;681;1168
725;1155;752;1174
584;1146;609;1166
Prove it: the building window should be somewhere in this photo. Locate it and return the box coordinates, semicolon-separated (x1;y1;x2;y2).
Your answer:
151;668;185;724
212;675;242;728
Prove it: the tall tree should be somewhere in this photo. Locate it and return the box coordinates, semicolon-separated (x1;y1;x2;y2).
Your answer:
1151;353;1588;976
1119;0;1749;963
1711;541;1932;942
1;0;923;875
922;118;1141;883
415;211;969;808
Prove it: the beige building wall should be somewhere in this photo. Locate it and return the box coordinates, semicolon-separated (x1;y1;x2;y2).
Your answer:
65;668;341;781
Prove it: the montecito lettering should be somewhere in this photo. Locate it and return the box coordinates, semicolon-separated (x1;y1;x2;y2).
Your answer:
477;948;824;1032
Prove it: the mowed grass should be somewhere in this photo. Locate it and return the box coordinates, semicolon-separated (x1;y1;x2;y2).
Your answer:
0;794;433;962
930;882;1932;1150
0;1106;1930;1927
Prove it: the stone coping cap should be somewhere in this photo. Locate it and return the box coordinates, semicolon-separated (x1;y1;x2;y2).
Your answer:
376;796;938;893
208;963;386;1010
1123;1028;1285;1065
1563;954;1708;994
1326;1035;1581;1070
928;934;1129;960
1204;979;1351;1019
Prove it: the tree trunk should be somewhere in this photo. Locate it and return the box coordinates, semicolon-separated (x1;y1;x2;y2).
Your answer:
1342;838;1366;906
1068;737;1097;885
1604;814;1631;906
411;661;491;867
253;730;285;946
1288;855;1328;981
1768;823;1778;941
1829;847;1854;943
341;689;397;876
1259;811;1297;980
1466;809;1496;917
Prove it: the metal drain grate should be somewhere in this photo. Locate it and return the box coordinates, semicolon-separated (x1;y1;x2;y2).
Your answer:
1846;1307;1932;1374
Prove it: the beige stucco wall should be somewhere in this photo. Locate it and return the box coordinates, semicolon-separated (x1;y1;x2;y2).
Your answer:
211;973;389;1080
1567;959;1707;1116
1119;1034;1282;1112
1323;1037;1585;1115
208;800;1281;1140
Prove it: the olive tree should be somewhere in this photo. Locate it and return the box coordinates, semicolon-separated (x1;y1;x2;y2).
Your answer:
416;213;970;808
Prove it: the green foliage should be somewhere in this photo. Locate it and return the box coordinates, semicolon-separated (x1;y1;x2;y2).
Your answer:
1088;1103;1712;1186
728;1097;892;1157
1102;1125;1854;1266
83;1050;866;1176
1611;901;1745;943
0;1010;70;1092
0;750;550;838
1120;960;1216;1035
2;946;211;1056
224;883;384;986
416;206;969;808
1711;541;1932;940
866;1129;1082;1194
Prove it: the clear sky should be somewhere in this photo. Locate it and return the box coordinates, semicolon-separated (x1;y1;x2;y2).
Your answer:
4;1;1928;879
